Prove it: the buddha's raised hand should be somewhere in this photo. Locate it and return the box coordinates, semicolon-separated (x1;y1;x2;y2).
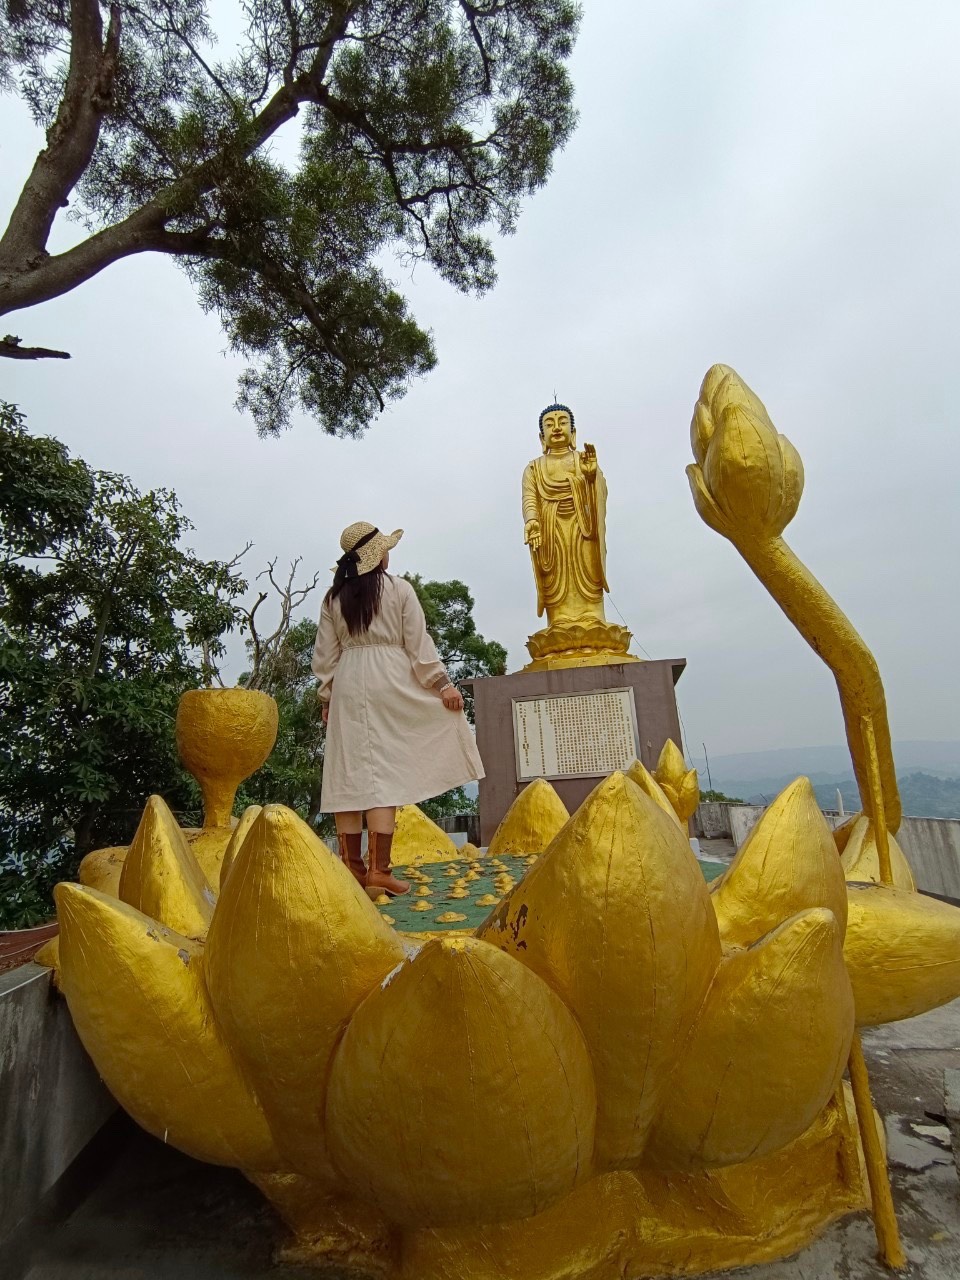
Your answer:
581;442;597;479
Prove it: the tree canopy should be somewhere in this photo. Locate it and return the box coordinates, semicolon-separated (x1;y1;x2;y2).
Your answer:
0;403;245;925
0;1;580;434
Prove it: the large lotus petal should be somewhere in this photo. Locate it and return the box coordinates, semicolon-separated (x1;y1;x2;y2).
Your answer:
393;804;460;865
55;883;278;1170
205;805;405;1182
118;794;214;938
845;883;960;1026
327;935;596;1227
479;772;721;1170
218;804;262;888
487;778;570;855
625;759;683;829
839;816;915;891
647;908;853;1169
711;778;848;948
78;845;127;897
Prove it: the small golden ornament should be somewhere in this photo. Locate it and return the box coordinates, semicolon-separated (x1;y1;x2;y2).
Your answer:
411;900;433;912
476;894;500;907
449;888;470;900
380;914;395;926
436;912;467;924
415;886;433;898
374;894;391;906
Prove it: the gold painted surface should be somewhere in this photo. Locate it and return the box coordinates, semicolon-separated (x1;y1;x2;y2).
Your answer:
398;1087;867;1280
521;406;637;669
648;908;853;1169
840;815;916;891
118;795;214;939
487;778;570;855
77;845;127;897
687;365;900;832
218;805;263;888
480;773;721;1169
625;758;684;828
653;738;700;822
205;806;404;1181
176;688;278;831
55;882;278;1170
392;804;460;865
327;935;596;1227
710;778;848;949
845;883;960;1026
51;766;960;1274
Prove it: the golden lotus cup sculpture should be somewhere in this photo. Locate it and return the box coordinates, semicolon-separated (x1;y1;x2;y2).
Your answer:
50;763;960;1279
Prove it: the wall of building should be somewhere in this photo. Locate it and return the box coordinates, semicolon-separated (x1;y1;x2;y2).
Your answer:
896;817;960;899
0;963;116;1247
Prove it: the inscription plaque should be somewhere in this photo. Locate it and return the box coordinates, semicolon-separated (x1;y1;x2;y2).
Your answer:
512;687;640;781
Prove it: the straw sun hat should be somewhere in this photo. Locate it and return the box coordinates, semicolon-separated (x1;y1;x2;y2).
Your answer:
335;521;404;581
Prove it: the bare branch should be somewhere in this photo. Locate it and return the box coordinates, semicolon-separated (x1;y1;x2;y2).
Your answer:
0;335;70;360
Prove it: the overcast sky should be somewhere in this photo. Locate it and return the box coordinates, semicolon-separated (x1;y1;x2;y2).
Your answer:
3;1;959;767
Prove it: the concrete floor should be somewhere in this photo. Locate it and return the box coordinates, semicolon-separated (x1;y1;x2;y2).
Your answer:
15;1001;960;1280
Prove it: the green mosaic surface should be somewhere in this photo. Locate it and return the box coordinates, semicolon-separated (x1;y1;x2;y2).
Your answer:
375;853;729;934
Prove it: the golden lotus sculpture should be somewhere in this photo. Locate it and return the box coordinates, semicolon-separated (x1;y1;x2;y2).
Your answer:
49;763;960;1279
42;365;960;1277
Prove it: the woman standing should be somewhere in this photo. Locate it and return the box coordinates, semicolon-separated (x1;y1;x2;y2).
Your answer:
312;522;485;897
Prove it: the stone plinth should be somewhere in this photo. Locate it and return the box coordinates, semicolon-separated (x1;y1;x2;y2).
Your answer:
469;659;686;846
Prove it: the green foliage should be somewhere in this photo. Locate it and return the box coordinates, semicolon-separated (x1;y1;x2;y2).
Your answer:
1;2;580;434
236;617;328;829
0;405;246;926
700;788;745;805
419;786;477;822
404;573;507;722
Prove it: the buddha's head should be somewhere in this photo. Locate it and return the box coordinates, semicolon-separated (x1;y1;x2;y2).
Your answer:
539;403;576;454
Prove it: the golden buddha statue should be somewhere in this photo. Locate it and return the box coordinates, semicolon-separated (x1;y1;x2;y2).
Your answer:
522;404;637;669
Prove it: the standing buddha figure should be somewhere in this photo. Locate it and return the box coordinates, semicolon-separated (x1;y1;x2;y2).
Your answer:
521;404;636;670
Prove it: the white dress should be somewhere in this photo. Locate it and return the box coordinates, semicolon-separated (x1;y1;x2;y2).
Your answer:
312;575;485;812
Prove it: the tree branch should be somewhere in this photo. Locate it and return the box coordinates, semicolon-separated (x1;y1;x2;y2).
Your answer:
0;335;70;360
0;2;121;269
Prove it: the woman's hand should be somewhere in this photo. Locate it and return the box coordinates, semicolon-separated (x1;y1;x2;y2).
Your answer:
441;684;464;712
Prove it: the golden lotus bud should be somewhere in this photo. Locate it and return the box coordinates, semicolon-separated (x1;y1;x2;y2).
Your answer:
844;884;960;1026
326;936;596;1226
205;806;405;1181
55;883;279;1170
118;794;214;939
652;739;699;822
687;364;804;541
487;778;570;855
711;777;848;948
480;773;721;1170
625;758;683;829
219;804;262;888
393;803;460;864
648;908;853;1169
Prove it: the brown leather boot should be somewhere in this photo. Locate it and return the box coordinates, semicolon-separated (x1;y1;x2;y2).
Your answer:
338;831;366;888
365;831;410;898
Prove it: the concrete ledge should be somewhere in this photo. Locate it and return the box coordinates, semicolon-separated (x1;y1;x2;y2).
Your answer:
0;962;117;1248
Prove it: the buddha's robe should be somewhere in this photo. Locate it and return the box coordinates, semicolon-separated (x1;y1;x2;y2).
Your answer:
522;452;609;623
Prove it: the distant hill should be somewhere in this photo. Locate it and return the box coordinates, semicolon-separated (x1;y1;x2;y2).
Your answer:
707;768;960;819
704;740;960;790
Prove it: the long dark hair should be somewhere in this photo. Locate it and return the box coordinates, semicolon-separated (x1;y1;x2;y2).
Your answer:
327;566;386;636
